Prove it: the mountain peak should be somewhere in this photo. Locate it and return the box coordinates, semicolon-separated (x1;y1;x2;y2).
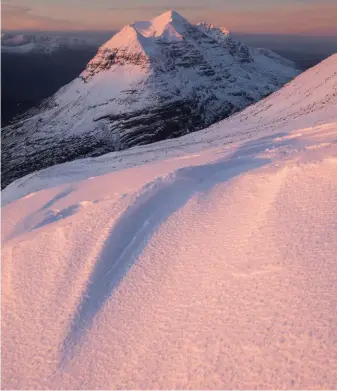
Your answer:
131;9;190;41
2;7;299;189
99;9;190;54
99;24;150;55
153;9;188;24
197;22;232;40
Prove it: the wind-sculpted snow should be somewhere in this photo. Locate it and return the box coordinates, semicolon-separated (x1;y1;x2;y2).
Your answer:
1;10;298;188
2;54;337;390
60;154;269;364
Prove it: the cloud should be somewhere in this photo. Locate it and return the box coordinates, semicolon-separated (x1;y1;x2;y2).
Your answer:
2;3;86;30
2;0;336;35
108;5;208;11
211;2;337;35
2;4;32;15
106;1;337;35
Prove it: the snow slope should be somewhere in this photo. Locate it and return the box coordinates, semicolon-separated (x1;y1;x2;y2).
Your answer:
2;55;337;390
1;10;298;189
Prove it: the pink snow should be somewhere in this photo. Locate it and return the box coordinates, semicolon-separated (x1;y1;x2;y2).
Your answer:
2;55;337;390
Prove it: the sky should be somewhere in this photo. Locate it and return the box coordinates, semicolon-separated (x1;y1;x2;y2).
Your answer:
2;0;337;35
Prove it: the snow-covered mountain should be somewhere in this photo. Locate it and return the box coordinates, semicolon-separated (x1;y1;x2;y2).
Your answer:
2;54;337;390
2;10;298;189
1;33;98;54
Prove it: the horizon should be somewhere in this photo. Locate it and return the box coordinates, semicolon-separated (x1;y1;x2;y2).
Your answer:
2;1;337;36
3;28;337;39
3;28;337;57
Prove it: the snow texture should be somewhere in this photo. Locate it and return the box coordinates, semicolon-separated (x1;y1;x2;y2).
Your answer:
2;54;337;390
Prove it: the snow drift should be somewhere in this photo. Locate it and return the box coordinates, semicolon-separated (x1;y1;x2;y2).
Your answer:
2;54;337;390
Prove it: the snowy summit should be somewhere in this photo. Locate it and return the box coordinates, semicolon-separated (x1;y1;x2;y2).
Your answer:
2;10;298;189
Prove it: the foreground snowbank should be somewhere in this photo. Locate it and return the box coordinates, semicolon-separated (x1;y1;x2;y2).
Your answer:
2;55;337;389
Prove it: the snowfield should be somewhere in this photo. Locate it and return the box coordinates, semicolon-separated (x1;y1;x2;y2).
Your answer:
2;54;337;389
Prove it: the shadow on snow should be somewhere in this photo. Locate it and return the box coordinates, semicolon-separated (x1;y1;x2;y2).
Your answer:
60;132;290;364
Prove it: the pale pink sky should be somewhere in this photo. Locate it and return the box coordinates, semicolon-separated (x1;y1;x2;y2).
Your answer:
2;0;337;35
